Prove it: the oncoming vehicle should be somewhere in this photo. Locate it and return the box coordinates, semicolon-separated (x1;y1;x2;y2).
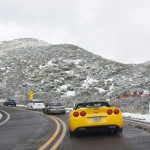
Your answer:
3;99;16;106
43;102;65;115
27;99;45;110
69;101;123;137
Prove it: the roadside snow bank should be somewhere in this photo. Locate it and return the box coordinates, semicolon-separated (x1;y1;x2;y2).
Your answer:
123;112;150;123
16;104;27;107
65;108;73;113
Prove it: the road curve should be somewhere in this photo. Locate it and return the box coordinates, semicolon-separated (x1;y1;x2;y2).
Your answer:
0;106;56;150
0;110;10;125
1;106;150;150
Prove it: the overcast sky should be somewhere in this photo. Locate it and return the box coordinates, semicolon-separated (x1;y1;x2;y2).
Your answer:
0;0;150;64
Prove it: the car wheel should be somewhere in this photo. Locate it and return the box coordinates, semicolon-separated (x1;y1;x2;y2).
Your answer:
119;128;123;133
47;110;51;115
69;130;74;137
43;109;46;114
62;111;66;115
109;129;117;135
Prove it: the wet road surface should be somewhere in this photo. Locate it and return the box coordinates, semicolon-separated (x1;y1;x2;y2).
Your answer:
0;106;150;150
57;114;150;150
0;106;55;150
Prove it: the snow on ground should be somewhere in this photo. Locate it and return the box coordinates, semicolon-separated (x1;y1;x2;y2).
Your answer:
16;104;27;107
82;76;98;88
95;87;106;94
0;113;2;119
65;70;74;74
65;108;73;113
123;112;150;123
39;60;54;69
60;85;68;90
66;91;75;97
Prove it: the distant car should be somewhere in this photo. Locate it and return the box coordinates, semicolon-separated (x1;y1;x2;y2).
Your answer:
69;101;123;137
27;99;45;110
3;99;16;106
43;102;65;115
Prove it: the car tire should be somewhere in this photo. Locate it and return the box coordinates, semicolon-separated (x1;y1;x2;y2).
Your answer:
69;130;74;137
119;128;123;133
109;129;117;135
47;110;51;115
62;112;66;115
43;109;46;114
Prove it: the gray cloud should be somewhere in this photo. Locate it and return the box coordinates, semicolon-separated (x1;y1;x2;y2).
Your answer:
0;0;150;64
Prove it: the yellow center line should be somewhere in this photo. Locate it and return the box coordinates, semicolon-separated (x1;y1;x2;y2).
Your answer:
5;107;66;150
50;116;67;150
38;115;61;150
11;108;61;150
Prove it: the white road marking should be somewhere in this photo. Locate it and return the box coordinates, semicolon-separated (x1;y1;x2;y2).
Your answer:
0;113;2;119
0;110;10;126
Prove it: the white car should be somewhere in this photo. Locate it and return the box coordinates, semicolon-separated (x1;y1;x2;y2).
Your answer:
27;99;45;110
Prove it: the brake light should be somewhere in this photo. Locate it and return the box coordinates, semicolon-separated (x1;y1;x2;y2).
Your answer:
80;111;86;117
114;109;119;115
107;109;113;115
73;112;79;117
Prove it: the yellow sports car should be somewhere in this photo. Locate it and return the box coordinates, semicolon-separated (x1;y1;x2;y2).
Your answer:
69;101;123;137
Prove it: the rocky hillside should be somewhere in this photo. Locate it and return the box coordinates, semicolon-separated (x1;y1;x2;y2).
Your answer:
0;38;150;111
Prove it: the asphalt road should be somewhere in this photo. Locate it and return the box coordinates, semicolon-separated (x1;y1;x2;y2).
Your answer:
0;106;55;150
57;113;150;150
0;106;150;150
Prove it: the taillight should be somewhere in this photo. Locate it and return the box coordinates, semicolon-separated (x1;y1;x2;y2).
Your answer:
107;109;113;115
114;109;119;115
73;112;79;117
80;111;86;117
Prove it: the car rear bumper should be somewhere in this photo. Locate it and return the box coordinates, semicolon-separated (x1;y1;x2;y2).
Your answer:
4;103;16;106
33;107;45;110
74;125;122;133
48;109;65;114
69;115;123;132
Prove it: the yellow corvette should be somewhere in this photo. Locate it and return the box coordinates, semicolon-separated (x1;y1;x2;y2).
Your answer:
69;101;123;137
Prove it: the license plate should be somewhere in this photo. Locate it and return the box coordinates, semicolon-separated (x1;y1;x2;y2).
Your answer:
92;117;101;122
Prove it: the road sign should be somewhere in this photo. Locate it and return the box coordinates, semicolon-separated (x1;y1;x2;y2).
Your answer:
29;91;34;101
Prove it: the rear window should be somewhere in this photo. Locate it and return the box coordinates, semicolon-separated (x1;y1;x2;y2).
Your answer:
48;103;62;106
33;101;43;103
11;100;16;102
75;102;110;110
7;99;16;102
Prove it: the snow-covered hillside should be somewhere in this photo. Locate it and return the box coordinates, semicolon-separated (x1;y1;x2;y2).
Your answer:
0;38;150;112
